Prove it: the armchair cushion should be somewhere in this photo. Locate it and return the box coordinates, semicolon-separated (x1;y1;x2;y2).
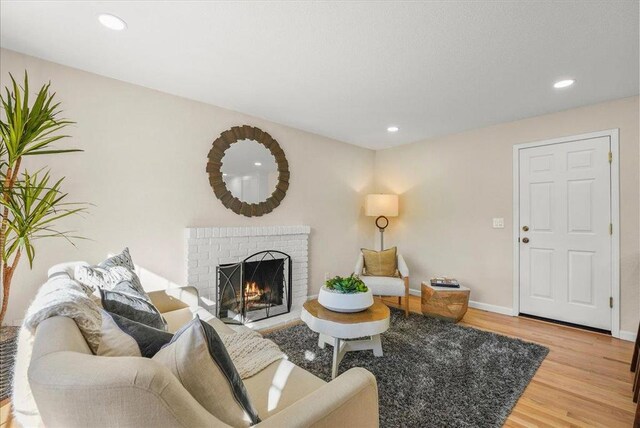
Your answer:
360;276;405;297
361;247;398;276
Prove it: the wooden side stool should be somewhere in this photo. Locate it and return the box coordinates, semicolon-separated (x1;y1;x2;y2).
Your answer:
420;281;470;323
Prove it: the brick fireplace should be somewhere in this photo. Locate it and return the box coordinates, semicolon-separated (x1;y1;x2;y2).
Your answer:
185;225;310;328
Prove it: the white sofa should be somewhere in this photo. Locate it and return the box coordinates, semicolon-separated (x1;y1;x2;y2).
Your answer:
355;253;410;317
21;267;380;427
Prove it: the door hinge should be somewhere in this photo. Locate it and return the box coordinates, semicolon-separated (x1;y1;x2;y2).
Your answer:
609;297;613;308
609;223;613;235
608;151;613;163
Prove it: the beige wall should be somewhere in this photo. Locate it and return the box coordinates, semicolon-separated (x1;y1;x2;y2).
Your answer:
0;49;376;324
375;96;640;332
2;48;638;334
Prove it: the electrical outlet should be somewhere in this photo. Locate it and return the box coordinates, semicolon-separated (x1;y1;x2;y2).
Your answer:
492;218;505;229
324;272;331;281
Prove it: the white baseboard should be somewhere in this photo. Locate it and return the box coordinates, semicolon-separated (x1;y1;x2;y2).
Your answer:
307;294;318;300
348;289;634;340
408;288;515;316
468;300;516;316
618;330;637;342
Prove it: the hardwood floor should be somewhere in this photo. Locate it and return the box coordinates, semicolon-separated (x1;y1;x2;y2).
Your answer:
0;399;12;428
1;296;635;427
382;295;636;427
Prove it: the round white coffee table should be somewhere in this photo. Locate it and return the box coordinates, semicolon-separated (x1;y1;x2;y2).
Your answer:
301;299;390;379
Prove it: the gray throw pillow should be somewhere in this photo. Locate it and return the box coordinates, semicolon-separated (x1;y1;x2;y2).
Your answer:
100;288;167;331
153;316;260;427
97;309;172;357
100;247;136;270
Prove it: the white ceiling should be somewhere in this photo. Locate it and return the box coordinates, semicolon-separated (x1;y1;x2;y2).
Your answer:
1;1;638;150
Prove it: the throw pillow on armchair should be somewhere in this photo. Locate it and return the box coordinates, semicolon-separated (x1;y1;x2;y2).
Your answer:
361;246;399;277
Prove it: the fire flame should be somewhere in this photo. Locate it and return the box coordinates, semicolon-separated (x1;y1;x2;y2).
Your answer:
244;282;263;301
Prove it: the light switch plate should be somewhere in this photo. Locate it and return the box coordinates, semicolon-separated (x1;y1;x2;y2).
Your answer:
492;218;505;229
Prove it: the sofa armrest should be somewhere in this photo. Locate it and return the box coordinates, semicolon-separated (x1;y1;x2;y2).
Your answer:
28;316;230;428
397;254;409;278
30;352;230;428
148;286;200;313
256;367;379;428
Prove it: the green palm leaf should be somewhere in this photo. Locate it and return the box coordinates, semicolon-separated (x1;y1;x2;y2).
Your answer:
0;71;87;325
1;169;87;267
0;72;81;167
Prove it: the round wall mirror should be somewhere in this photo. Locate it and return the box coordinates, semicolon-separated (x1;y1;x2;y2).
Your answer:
220;139;278;204
207;126;289;217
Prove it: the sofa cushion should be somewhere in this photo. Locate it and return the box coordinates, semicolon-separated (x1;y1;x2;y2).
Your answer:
153;316;260;427
243;358;326;418
98;310;172;357
161;307;195;333
360;275;405;296
361;247;398;277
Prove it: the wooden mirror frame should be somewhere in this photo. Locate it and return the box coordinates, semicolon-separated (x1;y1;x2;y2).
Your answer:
207;125;289;217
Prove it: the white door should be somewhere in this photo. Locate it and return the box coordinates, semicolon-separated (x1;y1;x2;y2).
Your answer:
518;136;611;330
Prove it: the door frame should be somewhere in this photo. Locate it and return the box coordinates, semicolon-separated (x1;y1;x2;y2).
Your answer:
512;129;620;338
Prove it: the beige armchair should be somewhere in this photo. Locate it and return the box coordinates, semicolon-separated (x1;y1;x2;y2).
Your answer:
355;253;410;317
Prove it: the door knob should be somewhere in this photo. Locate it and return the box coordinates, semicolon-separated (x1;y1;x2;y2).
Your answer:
522;237;530;243
522;225;529;232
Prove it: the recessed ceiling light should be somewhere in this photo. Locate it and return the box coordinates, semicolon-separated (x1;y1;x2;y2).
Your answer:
98;13;127;31
387;126;399;133
553;79;575;89
254;162;262;166
223;173;228;177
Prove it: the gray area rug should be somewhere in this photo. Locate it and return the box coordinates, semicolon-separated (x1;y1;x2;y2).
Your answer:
0;326;19;402
265;308;548;427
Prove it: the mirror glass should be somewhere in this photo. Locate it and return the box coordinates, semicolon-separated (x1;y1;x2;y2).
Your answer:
221;139;279;204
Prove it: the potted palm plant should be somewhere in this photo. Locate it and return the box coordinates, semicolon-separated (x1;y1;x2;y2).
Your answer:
0;72;86;326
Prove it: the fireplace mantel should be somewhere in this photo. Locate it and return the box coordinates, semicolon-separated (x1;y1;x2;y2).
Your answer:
188;225;310;238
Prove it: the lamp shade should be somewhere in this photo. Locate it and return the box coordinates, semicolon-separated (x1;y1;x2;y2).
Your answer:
365;194;399;217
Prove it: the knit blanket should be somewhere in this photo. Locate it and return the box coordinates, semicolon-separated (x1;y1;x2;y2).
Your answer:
221;329;286;379
22;274;101;351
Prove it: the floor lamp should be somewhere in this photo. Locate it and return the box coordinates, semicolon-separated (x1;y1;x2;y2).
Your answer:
365;194;399;250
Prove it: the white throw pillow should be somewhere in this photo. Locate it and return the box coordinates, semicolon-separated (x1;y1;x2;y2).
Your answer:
74;248;147;297
153;316;260;427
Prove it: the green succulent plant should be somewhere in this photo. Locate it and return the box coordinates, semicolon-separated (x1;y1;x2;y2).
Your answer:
325;274;368;294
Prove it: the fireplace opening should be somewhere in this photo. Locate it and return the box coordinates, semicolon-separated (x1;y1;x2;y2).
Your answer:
216;251;292;324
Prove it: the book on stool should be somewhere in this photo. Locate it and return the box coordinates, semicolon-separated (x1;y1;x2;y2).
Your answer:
430;277;460;288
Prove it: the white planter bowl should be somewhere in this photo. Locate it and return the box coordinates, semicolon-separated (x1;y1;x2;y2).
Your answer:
318;286;374;313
